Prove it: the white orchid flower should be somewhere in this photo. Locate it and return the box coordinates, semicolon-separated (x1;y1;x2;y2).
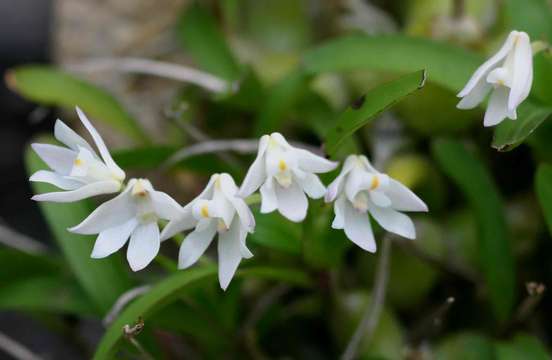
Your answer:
238;133;338;222
69;178;181;271
457;30;533;127
325;155;427;252
30;107;125;202
161;173;255;290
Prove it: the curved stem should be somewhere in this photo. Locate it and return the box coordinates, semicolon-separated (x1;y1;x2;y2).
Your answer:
341;235;392;360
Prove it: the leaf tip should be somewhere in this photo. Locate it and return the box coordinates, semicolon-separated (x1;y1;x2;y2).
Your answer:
419;69;427;89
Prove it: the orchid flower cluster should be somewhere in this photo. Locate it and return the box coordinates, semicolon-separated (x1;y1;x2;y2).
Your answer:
29;30;536;290
29;109;427;290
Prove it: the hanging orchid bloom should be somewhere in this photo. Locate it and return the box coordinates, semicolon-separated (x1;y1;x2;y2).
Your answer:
161;173;255;290
30;107;125;202
325;155;427;252
238;133;338;222
69;178;181;271
457;30;533;127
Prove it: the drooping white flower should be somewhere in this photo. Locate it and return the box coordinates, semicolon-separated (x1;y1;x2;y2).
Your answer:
69;178;181;271
238;133;338;222
457;30;533;127
325;155;427;252
30;107;125;202
160;173;255;290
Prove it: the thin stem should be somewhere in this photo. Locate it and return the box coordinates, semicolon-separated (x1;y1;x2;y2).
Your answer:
408;297;455;345
65;57;230;93
341;235;392;360
103;286;151;326
0;331;43;360
162;139;324;169
0;219;48;255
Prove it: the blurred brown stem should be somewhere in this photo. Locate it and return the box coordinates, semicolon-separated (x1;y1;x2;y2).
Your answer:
341;235;392;360
408;297;455;345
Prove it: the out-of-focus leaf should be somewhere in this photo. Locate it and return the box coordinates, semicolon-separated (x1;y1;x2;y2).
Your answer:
93;265;312;359
492;103;552;151
535;164;552;235
177;2;241;81
5;66;147;143
496;334;551;360
25;142;133;313
250;209;302;254
217;67;265;111
435;332;495;360
432;139;515;321
112;146;175;170
0;248;61;283
504;0;552;41
533;54;552;106
303;35;481;92
325;70;426;156
255;69;312;135
303;201;351;269
0;276;95;315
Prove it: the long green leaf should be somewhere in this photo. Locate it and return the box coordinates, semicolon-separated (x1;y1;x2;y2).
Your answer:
432;139;515;321
6;66;147;143
25;143;133;313
304;34;551;150
492;103;552;151
177;2;241;81
325;70;426;156
535;164;552;235
504;0;552;41
303;35;481;92
496;334;551;360
249;210;302;254
93;265;311;359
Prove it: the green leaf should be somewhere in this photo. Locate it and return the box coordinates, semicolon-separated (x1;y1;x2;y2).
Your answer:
93;265;311;359
177;2;241;81
496;334;551;360
112;146;175;170
0;248;61;283
249;209;302;254
25;143;133;313
325;70;426;156
435;332;495;360
504;0;552;41
6;66;147;143
303;35;481;92
535;164;552;236
255;69;312;135
0;276;95;315
492;102;552;151
432;139;515;321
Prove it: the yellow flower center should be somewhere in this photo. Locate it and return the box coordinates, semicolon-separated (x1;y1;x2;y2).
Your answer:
278;159;287;172
74;158;83;166
370;176;380;190
200;204;209;218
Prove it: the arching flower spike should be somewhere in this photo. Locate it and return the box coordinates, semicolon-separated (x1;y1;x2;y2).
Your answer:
238;133;338;222
30;107;125;202
325;155;428;252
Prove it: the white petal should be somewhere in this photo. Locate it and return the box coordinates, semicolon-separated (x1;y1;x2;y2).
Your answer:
369;204;415;239
270;132;292;149
29;170;82;190
159;207;196;241
127;221;160;271
369;191;392;207
240;230;254;259
345;167;366;202
238;135;269;197
275;181;308;222
178;222;217;269
332;195;346;229
294;148;338;173
325;156;356;202
91;218;138;258
508;32;533;111
54;119;94;153
295;172;326;199
76;107;125;181
344;202;376;252
151;190;182;221
196;174;218;200
69;181;135;234
386;179;428;212
32;180;121;203
358;155;378;173
230;196;255;231
218;219;243;290
458;32;516;97
260;178;278;213
31;143;76;175
484;87;510;127
457;80;492;109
